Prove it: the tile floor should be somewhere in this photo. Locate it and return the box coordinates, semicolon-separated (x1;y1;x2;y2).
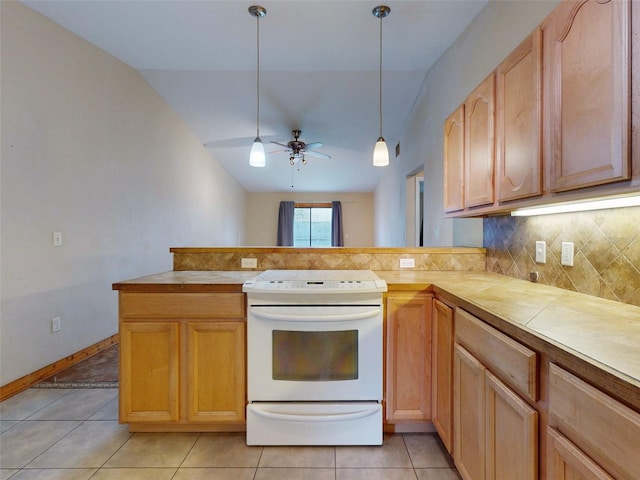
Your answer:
0;388;461;480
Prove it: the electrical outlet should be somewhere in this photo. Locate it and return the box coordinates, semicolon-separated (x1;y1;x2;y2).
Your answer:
399;258;415;268
561;242;574;266
51;317;61;332
241;258;258;269
535;241;546;263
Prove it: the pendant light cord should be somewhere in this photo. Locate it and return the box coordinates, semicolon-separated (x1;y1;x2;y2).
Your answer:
378;14;383;138
256;14;261;138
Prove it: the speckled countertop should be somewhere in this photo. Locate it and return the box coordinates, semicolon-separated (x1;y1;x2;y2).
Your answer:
113;269;640;409
113;270;259;292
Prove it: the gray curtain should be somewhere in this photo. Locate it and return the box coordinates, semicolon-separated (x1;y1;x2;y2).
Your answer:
331;201;344;247
277;201;295;246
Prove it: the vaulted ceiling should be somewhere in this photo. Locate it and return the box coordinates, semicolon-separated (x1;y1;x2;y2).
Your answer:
23;0;488;192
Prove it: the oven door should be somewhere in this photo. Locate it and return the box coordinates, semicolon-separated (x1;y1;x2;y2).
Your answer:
247;304;383;402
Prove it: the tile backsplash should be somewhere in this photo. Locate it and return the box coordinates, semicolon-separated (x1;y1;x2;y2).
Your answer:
484;206;640;307
172;247;486;272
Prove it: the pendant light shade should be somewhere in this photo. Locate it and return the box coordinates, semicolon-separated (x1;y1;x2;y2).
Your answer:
249;5;266;167
372;5;390;167
373;137;389;166
250;137;265;167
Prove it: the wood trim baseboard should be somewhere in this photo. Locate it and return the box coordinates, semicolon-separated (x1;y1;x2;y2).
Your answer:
0;334;119;401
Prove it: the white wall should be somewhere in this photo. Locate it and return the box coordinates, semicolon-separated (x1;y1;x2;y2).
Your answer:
245;192;374;246
375;0;560;247
0;2;247;386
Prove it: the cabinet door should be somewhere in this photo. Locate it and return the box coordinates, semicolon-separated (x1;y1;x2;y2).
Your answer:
548;363;640;480
454;344;486;480
547;427;614;480
465;73;495;208
543;0;630;192
385;293;432;423
120;322;179;423
485;371;538;480
496;28;542;202
187;322;245;423
431;299;454;453
444;105;465;212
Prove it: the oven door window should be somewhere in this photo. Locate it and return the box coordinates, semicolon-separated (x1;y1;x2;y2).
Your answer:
272;330;358;381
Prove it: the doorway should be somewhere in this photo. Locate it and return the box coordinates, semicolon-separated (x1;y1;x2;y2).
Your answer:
405;171;424;247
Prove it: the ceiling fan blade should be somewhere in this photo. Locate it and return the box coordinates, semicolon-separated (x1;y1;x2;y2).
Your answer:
204;135;279;149
270;141;290;148
269;149;291;154
305;150;331;159
304;142;323;150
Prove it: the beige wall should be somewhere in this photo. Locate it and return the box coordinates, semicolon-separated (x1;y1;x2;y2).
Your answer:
244;192;374;247
0;2;247;386
374;0;560;247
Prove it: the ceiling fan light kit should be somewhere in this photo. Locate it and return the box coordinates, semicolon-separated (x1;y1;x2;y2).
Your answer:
249;5;266;167
372;5;390;167
270;129;331;166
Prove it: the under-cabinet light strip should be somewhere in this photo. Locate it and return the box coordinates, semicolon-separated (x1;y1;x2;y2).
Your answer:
510;194;640;216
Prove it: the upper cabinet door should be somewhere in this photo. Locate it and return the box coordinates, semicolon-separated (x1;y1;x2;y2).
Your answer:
465;74;496;208
444;105;465;213
496;28;542;202
543;0;631;192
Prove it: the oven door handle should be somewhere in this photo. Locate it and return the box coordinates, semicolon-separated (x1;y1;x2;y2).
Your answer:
249;405;380;423
249;308;381;322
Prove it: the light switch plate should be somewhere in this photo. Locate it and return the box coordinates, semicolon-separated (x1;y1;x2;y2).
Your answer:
51;317;61;332
535;241;546;263
52;232;63;246
561;242;574;266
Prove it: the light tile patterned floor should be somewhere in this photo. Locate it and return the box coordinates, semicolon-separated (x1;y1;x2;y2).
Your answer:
0;388;461;479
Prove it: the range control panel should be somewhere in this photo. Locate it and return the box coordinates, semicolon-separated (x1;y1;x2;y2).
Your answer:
243;270;387;295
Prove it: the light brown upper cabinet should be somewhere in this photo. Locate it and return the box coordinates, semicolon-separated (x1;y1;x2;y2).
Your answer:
543;0;631;192
444;105;465;213
496;28;542;202
464;74;496;208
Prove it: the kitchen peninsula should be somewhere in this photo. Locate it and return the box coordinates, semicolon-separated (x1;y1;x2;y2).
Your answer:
113;247;640;480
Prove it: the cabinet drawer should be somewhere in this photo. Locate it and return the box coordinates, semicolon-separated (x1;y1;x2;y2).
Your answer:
548;363;640;480
455;308;537;402
120;292;245;319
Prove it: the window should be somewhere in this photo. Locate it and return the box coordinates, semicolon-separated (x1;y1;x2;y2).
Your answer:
293;204;332;247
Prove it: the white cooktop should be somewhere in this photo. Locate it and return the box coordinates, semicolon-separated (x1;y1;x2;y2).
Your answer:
243;270;387;294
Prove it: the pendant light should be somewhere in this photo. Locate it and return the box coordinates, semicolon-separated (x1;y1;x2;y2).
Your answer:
372;5;390;167
249;5;266;167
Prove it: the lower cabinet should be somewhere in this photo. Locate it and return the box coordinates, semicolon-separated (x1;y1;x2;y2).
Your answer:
385;292;433;428
187;322;245;423
118;292;246;431
120;322;180;423
454;344;486;480
547;427;614;480
485;370;538;480
547;363;640;480
453;308;538;480
431;298;454;453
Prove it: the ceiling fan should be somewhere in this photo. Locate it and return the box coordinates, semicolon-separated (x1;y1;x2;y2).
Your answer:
271;129;331;165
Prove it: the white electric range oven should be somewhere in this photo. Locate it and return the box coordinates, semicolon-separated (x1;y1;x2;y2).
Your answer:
243;270;387;446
